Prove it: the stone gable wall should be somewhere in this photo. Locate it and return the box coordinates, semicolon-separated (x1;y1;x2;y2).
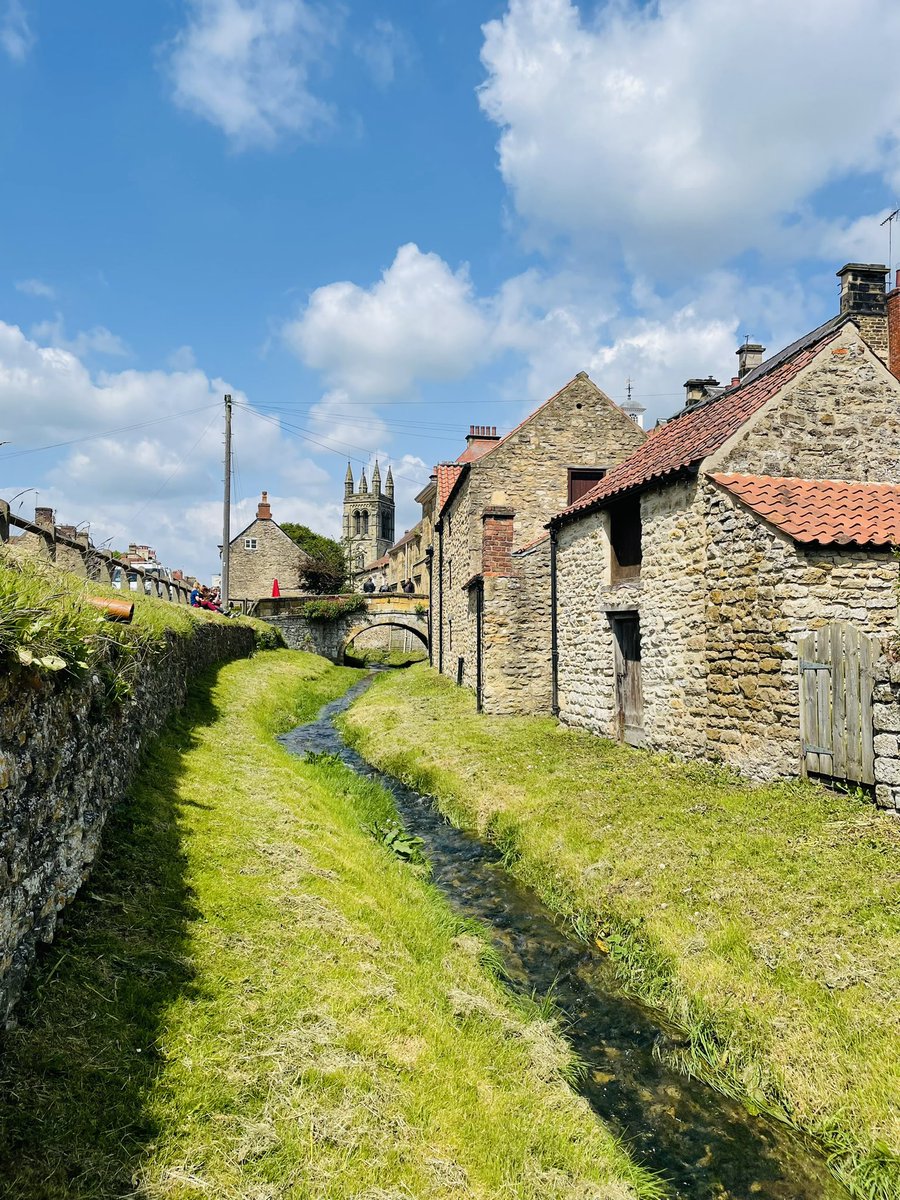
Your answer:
873;658;900;811
228;519;310;604
715;333;900;482
436;376;644;709
0;621;259;1024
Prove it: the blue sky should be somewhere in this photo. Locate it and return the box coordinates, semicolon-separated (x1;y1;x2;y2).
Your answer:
3;0;900;577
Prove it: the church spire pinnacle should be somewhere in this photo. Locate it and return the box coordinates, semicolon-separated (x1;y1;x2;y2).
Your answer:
385;465;394;499
344;461;354;496
372;459;381;495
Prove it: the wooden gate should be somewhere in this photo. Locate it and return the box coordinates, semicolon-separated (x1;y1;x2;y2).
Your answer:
799;622;879;785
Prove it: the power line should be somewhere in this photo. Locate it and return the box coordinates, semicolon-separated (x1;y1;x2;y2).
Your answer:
0;403;221;461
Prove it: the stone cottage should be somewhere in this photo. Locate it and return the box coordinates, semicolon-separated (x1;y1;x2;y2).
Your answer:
227;492;312;605
431;376;647;713
550;263;900;796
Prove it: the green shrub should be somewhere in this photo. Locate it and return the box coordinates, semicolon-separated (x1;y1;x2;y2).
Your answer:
300;595;367;621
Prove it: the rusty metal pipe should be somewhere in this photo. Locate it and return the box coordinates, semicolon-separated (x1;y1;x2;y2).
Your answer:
86;596;134;623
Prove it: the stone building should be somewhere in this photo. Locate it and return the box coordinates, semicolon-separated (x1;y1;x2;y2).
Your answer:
550;263;900;798
343;461;395;577
432;377;647;714
357;523;428;594
227;491;312;604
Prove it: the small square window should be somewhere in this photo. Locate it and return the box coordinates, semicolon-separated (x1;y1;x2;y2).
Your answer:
244;537;258;550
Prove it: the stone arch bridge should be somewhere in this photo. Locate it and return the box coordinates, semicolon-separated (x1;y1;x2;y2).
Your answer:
253;594;429;662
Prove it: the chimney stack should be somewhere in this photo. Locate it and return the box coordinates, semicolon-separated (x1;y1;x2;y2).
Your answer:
736;341;765;381
683;377;720;410
257;491;272;520
34;507;55;530
837;263;888;359
887;269;900;381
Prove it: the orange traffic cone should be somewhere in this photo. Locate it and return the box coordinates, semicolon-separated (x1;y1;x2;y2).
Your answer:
272;578;281;598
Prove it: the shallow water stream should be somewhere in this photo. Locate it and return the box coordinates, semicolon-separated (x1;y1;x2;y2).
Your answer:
281;674;846;1200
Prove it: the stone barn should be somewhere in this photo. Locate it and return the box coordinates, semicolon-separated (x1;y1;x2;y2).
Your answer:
550;264;900;796
432;373;646;713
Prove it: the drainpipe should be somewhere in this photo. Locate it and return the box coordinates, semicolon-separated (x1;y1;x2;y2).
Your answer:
425;544;434;666
550;524;559;716
437;519;444;674
475;577;484;712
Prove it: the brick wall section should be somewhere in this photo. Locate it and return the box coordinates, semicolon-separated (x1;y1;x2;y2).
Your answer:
887;286;900;379
0;620;259;1024
436;374;645;711
481;507;515;573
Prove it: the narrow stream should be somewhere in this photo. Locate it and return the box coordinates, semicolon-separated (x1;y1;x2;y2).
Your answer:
280;674;846;1200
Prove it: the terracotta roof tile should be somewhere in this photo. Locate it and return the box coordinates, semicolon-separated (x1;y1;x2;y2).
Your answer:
553;324;845;524
711;474;900;546
436;462;465;512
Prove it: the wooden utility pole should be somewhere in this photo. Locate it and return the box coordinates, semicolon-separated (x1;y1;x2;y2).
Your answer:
221;394;232;604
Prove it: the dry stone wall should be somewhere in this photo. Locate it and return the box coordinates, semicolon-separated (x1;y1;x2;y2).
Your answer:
0;620;258;1024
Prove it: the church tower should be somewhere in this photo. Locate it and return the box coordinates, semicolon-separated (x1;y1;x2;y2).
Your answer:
342;460;395;572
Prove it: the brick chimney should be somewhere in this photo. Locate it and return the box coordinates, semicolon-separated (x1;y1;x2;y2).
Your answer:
837;263;888;359
887;269;900;380
736;341;765;381
481;506;515;574
257;491;272;520
34;507;55;530
462;424;500;460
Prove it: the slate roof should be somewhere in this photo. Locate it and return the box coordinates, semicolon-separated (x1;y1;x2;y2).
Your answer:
552;317;851;526
712;474;900;546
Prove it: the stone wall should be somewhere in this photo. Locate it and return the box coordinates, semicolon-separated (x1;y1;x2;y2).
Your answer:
0;620;258;1024
712;329;900;482
482;539;552;714
873;657;900;812
556;474;899;782
228;518;311;605
704;479;898;778
436;374;644;706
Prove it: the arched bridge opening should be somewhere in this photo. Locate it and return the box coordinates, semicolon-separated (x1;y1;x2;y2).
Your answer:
253;595;429;665
341;620;429;667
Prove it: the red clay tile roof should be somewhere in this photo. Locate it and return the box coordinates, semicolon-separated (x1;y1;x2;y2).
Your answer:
711;474;900;546
436;462;465;512
553;323;845;525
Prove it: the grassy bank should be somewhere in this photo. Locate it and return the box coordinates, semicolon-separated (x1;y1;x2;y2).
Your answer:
0;650;659;1200
341;667;900;1200
345;645;429;668
0;555;278;694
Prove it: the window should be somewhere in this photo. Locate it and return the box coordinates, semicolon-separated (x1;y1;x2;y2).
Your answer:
448;618;453;649
568;467;607;505
447;560;452;588
362;511;369;536
244;537;258;550
353;511;361;535
608;495;642;582
381;512;391;540
355;553;364;568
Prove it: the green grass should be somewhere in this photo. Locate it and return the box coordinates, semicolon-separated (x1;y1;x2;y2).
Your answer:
341;666;900;1200
0;650;659;1200
345;645;429;667
0;555;279;695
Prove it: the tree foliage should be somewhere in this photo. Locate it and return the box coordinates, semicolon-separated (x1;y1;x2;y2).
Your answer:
280;523;347;594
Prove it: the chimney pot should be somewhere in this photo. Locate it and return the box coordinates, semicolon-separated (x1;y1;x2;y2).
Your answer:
257;491;272;521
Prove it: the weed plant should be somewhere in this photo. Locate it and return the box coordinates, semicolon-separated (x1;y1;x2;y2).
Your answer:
342;666;900;1200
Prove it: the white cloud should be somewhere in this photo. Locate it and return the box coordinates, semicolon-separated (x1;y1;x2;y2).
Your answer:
285;243;492;396
15;278;55;300
31;317;131;359
167;344;197;370
479;0;900;271
354;18;411;88
168;0;339;148
1;0;33;62
0;320;342;578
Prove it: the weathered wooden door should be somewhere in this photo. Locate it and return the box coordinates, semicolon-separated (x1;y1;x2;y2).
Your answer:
611;613;644;748
799;622;879;785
